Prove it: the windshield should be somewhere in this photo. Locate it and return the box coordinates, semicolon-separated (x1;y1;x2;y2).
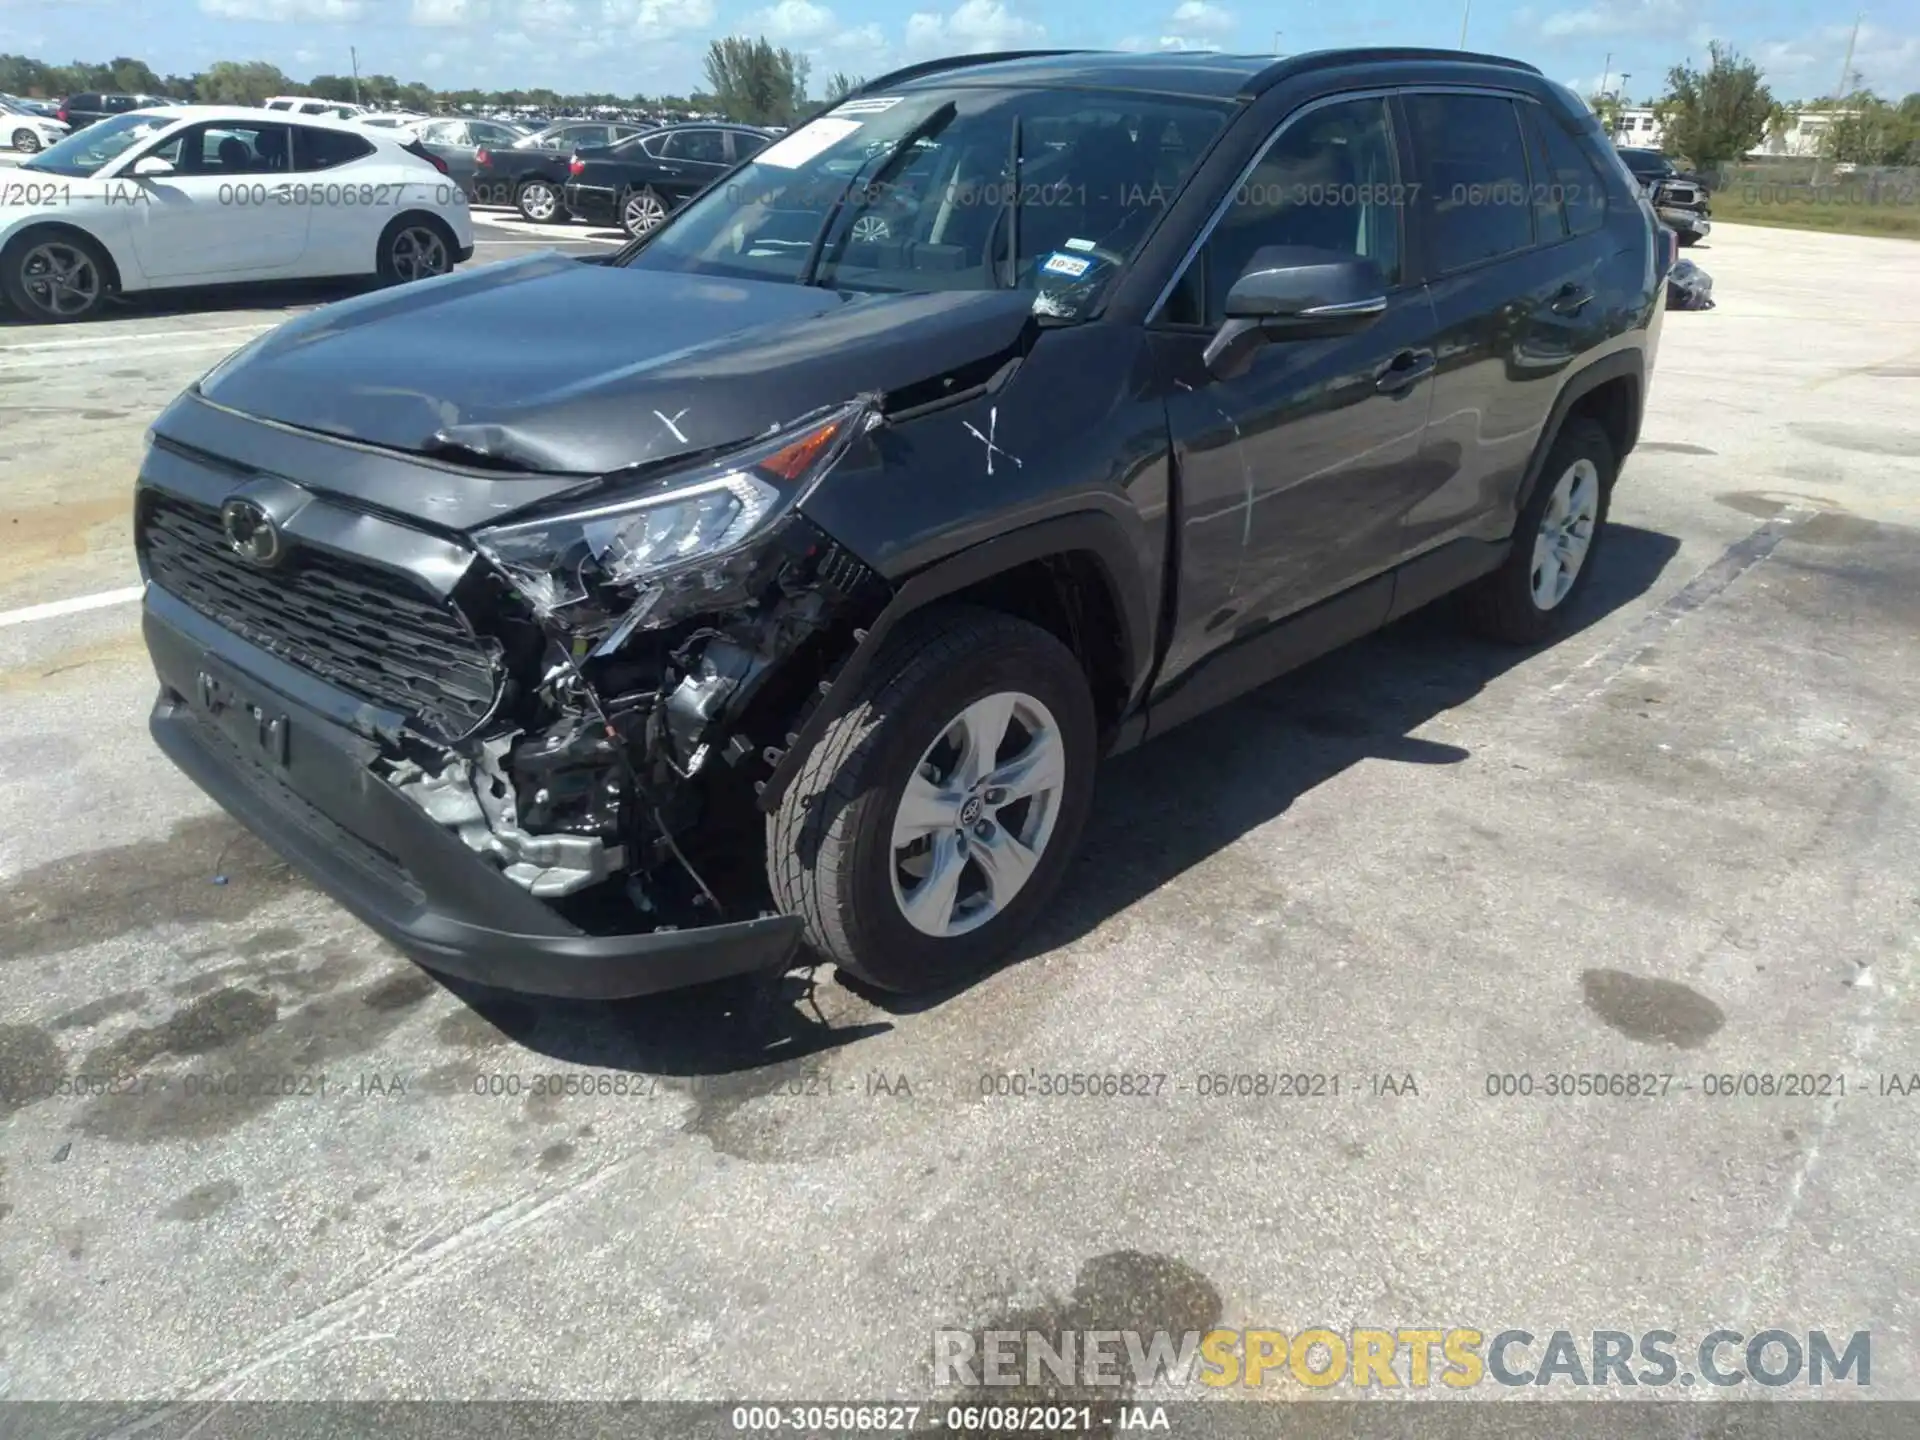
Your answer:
621;85;1231;315
22;110;174;176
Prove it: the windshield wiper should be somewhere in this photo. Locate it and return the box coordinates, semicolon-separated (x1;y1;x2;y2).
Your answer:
798;101;957;289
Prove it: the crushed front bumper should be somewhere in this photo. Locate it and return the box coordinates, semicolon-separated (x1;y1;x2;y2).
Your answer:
144;587;803;1000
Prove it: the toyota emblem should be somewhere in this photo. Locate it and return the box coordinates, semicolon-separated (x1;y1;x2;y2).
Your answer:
220;497;284;567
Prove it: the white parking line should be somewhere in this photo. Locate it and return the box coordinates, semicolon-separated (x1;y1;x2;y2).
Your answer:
0;585;145;628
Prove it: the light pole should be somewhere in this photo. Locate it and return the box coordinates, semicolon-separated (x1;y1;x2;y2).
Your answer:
1459;0;1470;48
1271;29;1283;53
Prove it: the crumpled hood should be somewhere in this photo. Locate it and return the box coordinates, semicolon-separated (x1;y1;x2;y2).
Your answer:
198;252;1040;475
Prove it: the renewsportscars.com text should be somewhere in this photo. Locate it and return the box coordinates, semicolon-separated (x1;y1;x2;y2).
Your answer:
933;1327;1871;1389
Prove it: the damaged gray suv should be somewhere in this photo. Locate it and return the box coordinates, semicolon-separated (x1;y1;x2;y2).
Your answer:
139;48;1665;997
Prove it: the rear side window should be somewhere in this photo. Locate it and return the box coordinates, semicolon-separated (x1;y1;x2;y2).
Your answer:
661;129;727;163
70;93;100;110
294;126;374;171
732;131;770;160
1522;104;1609;240
1405;92;1534;272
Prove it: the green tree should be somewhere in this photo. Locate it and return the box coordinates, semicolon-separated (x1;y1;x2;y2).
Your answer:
1655;42;1774;169
107;57;166;93
1587;92;1623;137
824;71;864;103
702;36;810;125
1825;92;1920;165
192;60;294;105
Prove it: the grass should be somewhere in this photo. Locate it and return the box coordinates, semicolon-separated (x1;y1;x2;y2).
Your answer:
1706;175;1920;239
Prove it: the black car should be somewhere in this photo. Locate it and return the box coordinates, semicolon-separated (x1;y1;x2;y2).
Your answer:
57;92;170;131
471;119;655;219
1617;146;1711;244
136;47;1666;1000
564;122;774;236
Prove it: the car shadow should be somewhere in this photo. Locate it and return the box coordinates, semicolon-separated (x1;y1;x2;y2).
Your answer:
0;276;379;327
437;522;1683;1074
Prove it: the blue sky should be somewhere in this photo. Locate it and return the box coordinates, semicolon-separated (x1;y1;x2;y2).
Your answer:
6;0;1918;102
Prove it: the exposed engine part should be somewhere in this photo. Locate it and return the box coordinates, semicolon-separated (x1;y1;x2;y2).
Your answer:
665;639;762;774
383;736;624;899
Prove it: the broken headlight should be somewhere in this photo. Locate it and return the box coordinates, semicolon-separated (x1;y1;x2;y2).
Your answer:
473;396;876;648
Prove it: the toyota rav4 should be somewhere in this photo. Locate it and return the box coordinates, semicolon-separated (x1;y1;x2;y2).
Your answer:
138;48;1668;998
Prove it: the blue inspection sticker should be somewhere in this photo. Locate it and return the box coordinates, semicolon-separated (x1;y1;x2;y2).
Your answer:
1041;252;1093;278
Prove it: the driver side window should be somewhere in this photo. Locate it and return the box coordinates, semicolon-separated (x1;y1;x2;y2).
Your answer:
1161;97;1402;327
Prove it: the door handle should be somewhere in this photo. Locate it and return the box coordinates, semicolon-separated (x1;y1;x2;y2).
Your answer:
1374;348;1435;396
1551;283;1595;315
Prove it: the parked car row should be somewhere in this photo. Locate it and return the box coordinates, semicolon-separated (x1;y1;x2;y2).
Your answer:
0;106;473;321
1;98;69;153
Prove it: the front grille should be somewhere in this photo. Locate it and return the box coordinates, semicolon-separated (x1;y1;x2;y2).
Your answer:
140;491;499;741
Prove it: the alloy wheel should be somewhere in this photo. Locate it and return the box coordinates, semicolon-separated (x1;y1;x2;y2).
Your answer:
18;241;101;318
889;691;1066;938
622;189;666;237
520;180;558;221
1530;457;1600;610
850;214;890;242
389;226;449;281
13;129;40;154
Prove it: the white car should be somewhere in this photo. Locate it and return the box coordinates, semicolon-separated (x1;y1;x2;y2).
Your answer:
0;106;473;322
1;100;68;154
264;96;368;119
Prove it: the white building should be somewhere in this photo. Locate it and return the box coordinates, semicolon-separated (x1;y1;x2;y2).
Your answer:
1602;102;1857;158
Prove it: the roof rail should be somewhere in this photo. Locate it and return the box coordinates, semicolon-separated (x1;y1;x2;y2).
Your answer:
844;50;1098;99
1241;46;1544;96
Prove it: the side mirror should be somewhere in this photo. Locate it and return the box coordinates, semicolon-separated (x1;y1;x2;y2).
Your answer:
1204;246;1388;379
130;155;174;178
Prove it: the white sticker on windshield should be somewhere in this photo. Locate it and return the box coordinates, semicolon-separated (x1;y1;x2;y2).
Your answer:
1063;237;1097;252
753;116;864;169
832;96;903;116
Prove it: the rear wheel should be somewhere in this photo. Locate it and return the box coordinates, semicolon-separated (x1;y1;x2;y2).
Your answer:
376;213;456;284
620;186;668;239
516;177;569;223
11;128;41;154
768;606;1098;993
1465;417;1614;644
2;230;110;322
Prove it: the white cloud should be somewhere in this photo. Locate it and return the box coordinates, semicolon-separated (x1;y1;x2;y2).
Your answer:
410;0;479;24
1156;34;1218;50
521;0;577;25
606;0;718;39
1167;0;1233;36
747;0;835;40
1753;22;1920;100
199;0;366;18
902;0;1045;59
1532;0;1687;41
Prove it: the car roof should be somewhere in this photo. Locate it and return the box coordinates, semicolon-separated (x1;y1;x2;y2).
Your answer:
125;104;398;136
866;47;1542;101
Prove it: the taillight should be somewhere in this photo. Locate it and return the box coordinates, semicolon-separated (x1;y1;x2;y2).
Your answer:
474;147;490;167
56;107;67;123
568;156;585;175
403;139;449;175
1664;226;1678;271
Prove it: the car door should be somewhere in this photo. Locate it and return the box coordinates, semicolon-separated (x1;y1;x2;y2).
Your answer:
287;124;383;276
1398;90;1596;556
652;127;730;204
120;120;308;282
1148;92;1438;686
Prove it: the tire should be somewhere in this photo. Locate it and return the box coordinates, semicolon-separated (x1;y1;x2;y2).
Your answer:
12;128;41;154
1465;417;1614;644
620;186;668;239
768;605;1098;994
515;177;569;223
1677;230;1699;247
376;212;457;284
1;228;111;323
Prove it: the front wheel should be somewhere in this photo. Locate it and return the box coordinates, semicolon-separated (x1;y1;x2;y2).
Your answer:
2;230;111;322
620;186;668;239
376;214;455;284
768;606;1098;993
1464;416;1614;644
12;128;41;154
